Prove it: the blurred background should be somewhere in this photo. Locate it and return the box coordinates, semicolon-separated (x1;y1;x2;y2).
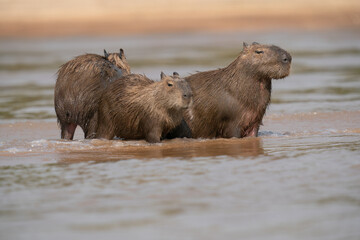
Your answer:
1;2;360;240
0;0;359;120
1;0;360;36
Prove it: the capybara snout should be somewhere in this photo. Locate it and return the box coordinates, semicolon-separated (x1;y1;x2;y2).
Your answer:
281;51;292;64
169;72;193;109
243;43;292;80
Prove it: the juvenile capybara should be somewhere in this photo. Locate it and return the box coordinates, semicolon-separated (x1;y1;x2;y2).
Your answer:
179;42;292;138
54;49;131;140
96;72;193;143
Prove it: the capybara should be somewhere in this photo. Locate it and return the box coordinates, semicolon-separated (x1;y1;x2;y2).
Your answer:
96;72;193;143
178;42;292;138
54;49;131;140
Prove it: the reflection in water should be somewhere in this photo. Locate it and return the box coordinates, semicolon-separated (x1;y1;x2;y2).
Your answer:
58;137;264;163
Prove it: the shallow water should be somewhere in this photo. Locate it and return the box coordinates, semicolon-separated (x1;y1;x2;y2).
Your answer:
1;30;360;239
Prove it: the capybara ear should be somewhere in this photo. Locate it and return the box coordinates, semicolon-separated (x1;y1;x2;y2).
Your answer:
173;72;179;77
166;80;174;87
243;42;249;49
104;49;109;58
120;48;125;59
252;42;260;45
160;71;166;80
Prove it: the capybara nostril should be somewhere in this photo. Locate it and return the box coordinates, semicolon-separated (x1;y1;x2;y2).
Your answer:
282;54;288;63
282;53;292;64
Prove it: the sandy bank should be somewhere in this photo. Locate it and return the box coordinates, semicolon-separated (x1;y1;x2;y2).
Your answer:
0;0;359;37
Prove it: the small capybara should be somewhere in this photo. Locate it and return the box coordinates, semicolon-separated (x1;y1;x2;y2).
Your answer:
54;49;131;140
177;42;292;138
96;72;193;143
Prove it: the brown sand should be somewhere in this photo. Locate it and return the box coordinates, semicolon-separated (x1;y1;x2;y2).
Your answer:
0;0;359;38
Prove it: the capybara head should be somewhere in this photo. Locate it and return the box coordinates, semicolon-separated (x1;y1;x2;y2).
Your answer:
241;42;292;79
104;48;131;75
158;72;193;109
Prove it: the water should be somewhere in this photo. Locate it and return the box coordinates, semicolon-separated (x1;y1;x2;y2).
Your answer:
1;30;360;239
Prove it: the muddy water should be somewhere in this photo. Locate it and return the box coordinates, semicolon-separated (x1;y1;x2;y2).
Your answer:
1;30;360;239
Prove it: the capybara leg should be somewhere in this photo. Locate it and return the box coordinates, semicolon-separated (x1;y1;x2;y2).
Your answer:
61;123;77;140
222;122;241;138
95;125;114;140
145;127;161;143
97;133;113;140
165;119;192;139
94;113;115;140
245;124;259;137
96;132;114;140
84;112;98;139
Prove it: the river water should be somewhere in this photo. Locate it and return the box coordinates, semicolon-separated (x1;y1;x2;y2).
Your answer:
1;30;360;239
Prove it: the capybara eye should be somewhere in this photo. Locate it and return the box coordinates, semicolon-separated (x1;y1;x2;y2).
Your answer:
255;50;264;54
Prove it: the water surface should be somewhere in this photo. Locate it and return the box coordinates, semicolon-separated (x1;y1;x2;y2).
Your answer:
1;30;360;240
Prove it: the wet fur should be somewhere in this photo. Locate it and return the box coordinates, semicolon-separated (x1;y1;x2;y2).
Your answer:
54;50;131;140
182;43;292;138
96;73;193;143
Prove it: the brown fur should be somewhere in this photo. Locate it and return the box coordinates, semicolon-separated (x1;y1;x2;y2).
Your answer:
182;42;292;138
54;49;131;140
96;72;193;143
105;49;131;75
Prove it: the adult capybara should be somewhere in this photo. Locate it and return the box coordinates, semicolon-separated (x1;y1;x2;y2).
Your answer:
180;42;292;138
96;72;193;143
54;49;131;140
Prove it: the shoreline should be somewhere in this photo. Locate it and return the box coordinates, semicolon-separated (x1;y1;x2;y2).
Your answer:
1;12;360;38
